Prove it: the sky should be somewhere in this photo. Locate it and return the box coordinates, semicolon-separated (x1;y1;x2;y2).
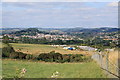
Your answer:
1;0;119;2
1;2;118;28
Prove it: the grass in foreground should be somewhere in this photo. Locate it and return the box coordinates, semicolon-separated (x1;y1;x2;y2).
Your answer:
2;59;106;78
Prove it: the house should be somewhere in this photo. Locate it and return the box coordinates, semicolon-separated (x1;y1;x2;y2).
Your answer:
105;49;114;51
78;46;97;51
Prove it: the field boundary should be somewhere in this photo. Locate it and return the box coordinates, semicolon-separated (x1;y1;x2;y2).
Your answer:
92;52;120;78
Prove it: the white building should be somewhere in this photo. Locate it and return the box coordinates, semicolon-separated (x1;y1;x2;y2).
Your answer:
78;46;97;51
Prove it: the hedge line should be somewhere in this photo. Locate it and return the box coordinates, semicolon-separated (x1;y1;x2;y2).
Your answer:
2;46;92;63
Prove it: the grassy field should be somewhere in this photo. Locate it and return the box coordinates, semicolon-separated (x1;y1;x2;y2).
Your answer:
1;43;107;78
2;59;106;78
0;42;8;48
10;43;93;55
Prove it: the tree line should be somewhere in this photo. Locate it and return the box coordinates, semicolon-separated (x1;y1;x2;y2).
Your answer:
2;34;119;49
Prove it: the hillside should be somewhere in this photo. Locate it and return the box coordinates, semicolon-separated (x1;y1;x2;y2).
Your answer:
62;27;119;33
0;28;24;35
2;27;119;35
8;28;50;36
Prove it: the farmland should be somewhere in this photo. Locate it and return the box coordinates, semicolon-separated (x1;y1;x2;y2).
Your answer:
1;2;119;78
9;43;93;55
3;59;106;78
0;42;8;48
1;43;107;78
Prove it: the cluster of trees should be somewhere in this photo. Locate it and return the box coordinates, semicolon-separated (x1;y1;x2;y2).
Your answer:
5;36;84;45
2;45;91;63
2;35;118;50
83;37;118;49
50;39;83;45
9;28;49;36
2;28;119;49
2;36;9;44
2;45;27;59
37;51;91;63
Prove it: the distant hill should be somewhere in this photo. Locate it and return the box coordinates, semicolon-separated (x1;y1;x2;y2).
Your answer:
1;27;119;36
9;28;50;36
62;27;119;33
1;28;24;35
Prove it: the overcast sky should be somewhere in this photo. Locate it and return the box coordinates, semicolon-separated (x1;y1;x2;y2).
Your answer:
2;2;118;28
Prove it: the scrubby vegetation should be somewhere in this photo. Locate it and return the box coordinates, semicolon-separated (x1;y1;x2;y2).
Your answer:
9;43;91;55
37;51;91;63
2;44;27;59
2;45;91;63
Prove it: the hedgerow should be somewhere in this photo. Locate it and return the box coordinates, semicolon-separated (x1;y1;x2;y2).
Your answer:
2;46;91;63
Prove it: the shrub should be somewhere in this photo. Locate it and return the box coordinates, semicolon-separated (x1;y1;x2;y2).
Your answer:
37;53;47;61
8;52;27;59
17;52;27;59
62;54;70;62
2;46;91;63
9;52;19;59
38;51;63;62
2;46;15;57
25;54;33;60
37;52;91;63
31;55;38;60
62;54;90;63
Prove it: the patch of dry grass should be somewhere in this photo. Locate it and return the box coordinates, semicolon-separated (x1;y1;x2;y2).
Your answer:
9;43;93;55
108;50;118;64
102;50;119;77
0;42;8;48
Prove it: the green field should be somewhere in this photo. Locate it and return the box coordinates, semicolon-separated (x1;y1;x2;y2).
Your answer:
2;59;106;78
2;43;106;78
9;43;93;55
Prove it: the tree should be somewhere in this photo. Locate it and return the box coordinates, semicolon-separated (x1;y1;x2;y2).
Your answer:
2;35;9;44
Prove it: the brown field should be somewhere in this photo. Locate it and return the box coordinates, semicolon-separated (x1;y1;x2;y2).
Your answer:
109;50;119;77
109;50;119;64
0;42;8;48
9;43;94;55
102;50;119;77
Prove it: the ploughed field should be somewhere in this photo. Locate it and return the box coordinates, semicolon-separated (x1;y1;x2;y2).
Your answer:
9;43;93;55
3;59;106;78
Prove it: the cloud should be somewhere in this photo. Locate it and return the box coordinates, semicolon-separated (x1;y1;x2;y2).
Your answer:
2;2;118;28
1;0;119;2
2;0;19;2
107;2;118;7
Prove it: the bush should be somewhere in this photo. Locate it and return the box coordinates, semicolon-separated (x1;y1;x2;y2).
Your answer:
37;51;90;63
62;54;89;63
2;46;91;63
37;51;91;63
9;52;19;59
25;54;33;60
38;51;63;62
17;52;27;59
2;46;15;57
31;55;38;60
62;54;70;62
37;53;47;61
